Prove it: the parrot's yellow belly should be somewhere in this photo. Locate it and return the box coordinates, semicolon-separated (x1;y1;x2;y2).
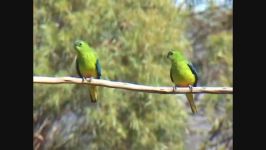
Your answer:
174;80;195;87
172;68;196;87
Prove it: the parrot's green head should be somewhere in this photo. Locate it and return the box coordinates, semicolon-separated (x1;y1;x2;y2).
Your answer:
167;50;184;61
74;40;89;52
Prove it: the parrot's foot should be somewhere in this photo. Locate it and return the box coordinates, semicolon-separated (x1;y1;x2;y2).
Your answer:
173;86;178;92
88;77;93;82
81;77;87;83
188;85;193;92
81;77;93;83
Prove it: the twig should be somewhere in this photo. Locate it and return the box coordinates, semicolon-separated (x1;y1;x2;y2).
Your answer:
33;76;233;94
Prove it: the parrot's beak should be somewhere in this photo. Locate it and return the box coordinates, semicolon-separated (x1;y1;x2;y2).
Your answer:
167;51;174;59
167;52;171;58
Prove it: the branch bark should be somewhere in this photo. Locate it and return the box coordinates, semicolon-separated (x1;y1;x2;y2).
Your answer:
33;76;233;94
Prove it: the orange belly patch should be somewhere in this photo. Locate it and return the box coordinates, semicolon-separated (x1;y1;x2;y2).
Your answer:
82;71;97;78
175;81;194;87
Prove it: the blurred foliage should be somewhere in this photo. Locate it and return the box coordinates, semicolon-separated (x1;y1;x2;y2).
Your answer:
34;0;232;150
184;4;232;150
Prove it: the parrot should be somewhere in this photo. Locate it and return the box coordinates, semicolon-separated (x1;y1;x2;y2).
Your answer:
74;40;101;103
167;50;198;114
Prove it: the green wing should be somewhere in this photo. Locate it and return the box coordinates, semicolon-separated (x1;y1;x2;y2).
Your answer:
76;59;83;78
170;68;174;83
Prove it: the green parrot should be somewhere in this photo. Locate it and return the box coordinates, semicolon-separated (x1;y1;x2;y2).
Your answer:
74;40;101;103
167;50;198;114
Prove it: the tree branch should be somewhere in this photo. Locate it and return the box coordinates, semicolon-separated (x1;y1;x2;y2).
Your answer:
33;76;233;94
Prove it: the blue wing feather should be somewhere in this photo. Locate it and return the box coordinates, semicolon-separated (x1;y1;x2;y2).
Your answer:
187;63;198;86
96;59;101;79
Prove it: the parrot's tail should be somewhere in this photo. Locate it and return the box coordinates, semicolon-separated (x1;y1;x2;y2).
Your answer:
88;85;98;103
185;93;197;114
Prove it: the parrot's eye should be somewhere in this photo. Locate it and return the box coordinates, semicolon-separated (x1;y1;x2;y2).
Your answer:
167;51;174;58
78;42;82;47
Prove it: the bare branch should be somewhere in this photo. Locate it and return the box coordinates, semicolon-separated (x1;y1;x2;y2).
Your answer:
33;76;233;94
